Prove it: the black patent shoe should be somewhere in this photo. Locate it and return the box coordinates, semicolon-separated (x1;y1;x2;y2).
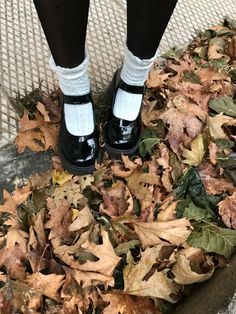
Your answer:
58;94;100;175
104;69;145;159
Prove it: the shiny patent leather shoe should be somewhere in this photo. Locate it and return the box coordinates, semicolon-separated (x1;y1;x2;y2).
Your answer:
104;69;145;159
58;94;99;175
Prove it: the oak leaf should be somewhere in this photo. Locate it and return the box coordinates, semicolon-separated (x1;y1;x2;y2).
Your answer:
172;247;215;285
123;249;181;303
208;113;236;140
218;192;236;229
147;68;171;89
133;218;191;248
25;272;65;301
102;293;160;314
69;205;94;232
73;269;114;289
15;130;44;154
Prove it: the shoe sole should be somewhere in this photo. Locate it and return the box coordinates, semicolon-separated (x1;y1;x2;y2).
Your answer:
105;136;141;160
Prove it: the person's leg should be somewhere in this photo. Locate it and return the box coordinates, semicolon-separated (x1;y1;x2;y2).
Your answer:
113;0;178;121
33;0;89;67
34;0;94;139
34;0;98;175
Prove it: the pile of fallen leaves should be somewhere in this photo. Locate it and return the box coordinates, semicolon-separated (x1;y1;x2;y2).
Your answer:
1;18;236;313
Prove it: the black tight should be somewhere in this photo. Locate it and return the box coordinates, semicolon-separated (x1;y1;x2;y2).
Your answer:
33;0;178;68
33;0;90;68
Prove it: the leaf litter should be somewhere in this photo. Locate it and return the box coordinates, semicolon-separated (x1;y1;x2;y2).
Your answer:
1;19;236;313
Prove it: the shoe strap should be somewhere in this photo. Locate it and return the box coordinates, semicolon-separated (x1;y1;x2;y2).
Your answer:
119;79;146;95
63;93;92;105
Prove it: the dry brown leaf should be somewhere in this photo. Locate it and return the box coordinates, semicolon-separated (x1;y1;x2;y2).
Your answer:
158;196;177;222
208;113;236;140
159;95;205;155
218;192;236;229
100;181;133;217
196;67;229;84
208;37;227;60
30;171;52;189
0;228;28;280
111;156;142;178
172;247;215;285
147;68;171;89
133;218;191;249
161;168;173;192
15;129;45;153
36;102;51;122
45;198;72;239
25;272;65;301
73;269;114;289
102;293;160;314
69;205;94;232
41;124;59;151
78;228;121;276
124;249;181;303
19;111;38;132
199;164;236;195
209;141;218;165
226;35;236;60
28;210;48;272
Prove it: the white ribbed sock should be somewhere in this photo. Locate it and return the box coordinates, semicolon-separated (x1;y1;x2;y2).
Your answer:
113;43;160;121
49;54;94;136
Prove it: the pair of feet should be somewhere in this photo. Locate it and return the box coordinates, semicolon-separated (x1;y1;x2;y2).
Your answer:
58;69;146;175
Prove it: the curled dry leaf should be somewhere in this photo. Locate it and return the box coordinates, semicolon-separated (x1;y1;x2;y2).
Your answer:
209;141;218;165
36;102;51;122
124;249;181;303
157;196;177;222
208;113;236;140
218;192;236;229
69;205;94;232
111;155;142;178
133;218;191;249
102;293;160;314
172;247;215;285
25;272;65;301
0;228;28;280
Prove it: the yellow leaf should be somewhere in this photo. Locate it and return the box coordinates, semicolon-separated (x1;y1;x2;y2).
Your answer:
208;113;236;140
182;134;205;166
52;169;73;186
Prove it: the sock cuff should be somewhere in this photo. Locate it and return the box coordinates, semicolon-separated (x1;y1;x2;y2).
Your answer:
121;42;160;86
49;51;90;96
49;52;90;79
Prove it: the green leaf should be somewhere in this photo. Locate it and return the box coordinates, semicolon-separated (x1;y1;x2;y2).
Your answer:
182;70;201;84
202;59;230;72
209;96;236;117
176;198;191;219
187;221;236;258
183;201;217;221
174;167;205;199
139;137;160;158
215;138;234;149
229;69;236;83
161;47;182;59
192;194;223;211
200;30;216;41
